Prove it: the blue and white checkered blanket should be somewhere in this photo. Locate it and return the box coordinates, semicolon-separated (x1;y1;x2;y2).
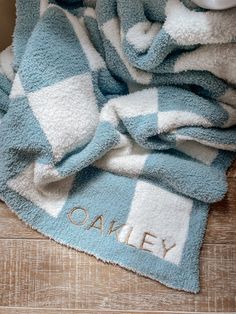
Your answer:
0;0;236;292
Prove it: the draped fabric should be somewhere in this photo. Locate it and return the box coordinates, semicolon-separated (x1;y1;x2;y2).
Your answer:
0;0;235;292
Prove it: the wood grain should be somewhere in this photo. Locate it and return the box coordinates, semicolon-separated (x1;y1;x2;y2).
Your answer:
228;159;236;177
0;203;42;239
0;166;235;313
0;164;235;313
206;177;236;244
0;239;235;312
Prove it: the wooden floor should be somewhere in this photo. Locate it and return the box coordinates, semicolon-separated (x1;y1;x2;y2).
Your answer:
0;2;236;313
0;161;235;313
0;0;15;52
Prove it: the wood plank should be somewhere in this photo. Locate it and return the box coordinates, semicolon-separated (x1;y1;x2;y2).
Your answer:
0;309;234;314
0;0;16;51
228;159;236;177
1;177;236;243
0;239;235;312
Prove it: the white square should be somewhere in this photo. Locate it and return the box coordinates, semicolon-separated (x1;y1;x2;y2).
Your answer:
118;180;193;265
27;73;99;162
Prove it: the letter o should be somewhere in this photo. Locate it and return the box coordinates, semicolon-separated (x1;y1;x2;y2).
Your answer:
67;207;89;226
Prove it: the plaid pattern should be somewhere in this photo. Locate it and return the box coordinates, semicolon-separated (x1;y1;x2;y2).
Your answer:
0;0;235;292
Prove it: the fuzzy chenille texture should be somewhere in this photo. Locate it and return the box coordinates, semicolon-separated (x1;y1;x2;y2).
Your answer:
0;0;236;293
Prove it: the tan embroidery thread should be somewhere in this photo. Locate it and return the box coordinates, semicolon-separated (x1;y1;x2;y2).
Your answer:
87;215;104;233
124;226;137;248
67;207;89;226
67;207;176;258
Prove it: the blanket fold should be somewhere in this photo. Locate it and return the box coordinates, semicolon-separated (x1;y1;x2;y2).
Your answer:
0;0;235;293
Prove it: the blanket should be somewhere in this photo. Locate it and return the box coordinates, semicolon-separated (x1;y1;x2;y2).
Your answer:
0;0;236;293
